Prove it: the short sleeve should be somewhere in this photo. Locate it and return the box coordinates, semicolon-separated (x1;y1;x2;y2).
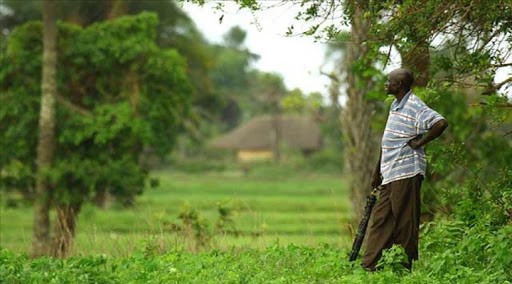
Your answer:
416;107;444;130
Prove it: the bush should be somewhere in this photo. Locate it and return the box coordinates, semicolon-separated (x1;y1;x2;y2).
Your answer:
2;218;510;283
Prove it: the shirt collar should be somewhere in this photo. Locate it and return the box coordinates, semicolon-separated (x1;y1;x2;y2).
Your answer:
391;90;412;111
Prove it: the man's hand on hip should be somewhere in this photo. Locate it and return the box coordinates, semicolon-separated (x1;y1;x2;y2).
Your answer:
408;136;422;149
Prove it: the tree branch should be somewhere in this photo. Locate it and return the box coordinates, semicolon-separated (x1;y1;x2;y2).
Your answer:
481;77;512;95
56;95;92;117
495;77;512;90
320;69;339;82
476;102;512;108
382;44;393;70
474;25;507;54
492;62;512;68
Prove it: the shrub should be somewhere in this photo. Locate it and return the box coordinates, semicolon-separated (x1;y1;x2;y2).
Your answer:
1;219;510;283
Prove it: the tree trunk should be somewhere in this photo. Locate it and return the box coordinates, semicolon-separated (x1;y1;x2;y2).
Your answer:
271;113;281;162
107;0;127;20
31;0;57;258
341;1;378;223
94;187;108;209
52;203;81;258
400;39;430;87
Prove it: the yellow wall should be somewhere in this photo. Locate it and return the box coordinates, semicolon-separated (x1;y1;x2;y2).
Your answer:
237;150;273;162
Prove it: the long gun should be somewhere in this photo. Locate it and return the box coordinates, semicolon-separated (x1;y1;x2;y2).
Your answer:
349;187;380;262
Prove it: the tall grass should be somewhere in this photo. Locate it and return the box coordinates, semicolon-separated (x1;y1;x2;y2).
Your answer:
0;166;351;256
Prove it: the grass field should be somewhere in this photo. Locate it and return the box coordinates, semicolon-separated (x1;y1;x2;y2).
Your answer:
2;168;510;283
0;168;353;256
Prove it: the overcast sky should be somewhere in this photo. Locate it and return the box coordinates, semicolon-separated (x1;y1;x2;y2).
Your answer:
181;2;333;97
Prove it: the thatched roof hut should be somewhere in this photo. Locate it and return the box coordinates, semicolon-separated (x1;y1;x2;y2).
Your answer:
210;115;322;161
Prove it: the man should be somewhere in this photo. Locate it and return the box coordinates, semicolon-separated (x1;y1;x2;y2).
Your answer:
362;68;448;271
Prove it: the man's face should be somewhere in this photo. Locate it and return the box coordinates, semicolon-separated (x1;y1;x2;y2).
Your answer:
385;73;400;95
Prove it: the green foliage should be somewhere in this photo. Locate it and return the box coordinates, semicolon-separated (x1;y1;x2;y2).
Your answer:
175;203;212;249
1;0;216;121
310;148;344;172
208;29;258;129
168;158;229;173
1;219;510;283
411;85;512;224
281;89;307;113
0;13;192;205
170;201;240;251
1;169;509;282
375;245;409;274
247;71;287;114
445;167;512;228
281;89;323;115
420;220;512;283
215;201;239;236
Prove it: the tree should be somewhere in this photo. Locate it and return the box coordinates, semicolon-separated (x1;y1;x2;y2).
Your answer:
369;0;511;92
281;89;309;114
1;0;217;187
1;0;215;135
338;1;384;221
1;12;192;256
250;71;287;161
211;26;260;129
31;0;57;258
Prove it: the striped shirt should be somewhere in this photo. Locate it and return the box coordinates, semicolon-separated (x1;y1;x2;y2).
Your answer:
380;91;445;185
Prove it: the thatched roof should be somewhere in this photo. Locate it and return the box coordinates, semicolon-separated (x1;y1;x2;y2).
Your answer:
210;115;322;150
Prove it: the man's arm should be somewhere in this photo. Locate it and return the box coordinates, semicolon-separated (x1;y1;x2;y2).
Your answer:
408;119;449;149
371;149;382;188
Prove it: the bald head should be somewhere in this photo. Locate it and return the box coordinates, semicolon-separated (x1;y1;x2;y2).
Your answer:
389;68;414;90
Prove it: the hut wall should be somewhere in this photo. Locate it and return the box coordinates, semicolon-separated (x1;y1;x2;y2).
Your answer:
237;150;273;162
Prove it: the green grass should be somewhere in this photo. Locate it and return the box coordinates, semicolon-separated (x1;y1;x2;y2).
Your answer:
2;169;510;283
3;222;511;284
0;169;352;256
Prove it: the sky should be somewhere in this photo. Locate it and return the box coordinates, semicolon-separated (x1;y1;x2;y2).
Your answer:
181;1;511;99
181;2;334;98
